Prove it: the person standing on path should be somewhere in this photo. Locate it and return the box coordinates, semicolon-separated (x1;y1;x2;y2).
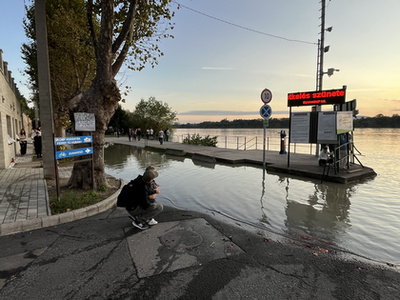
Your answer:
33;130;42;158
158;129;164;145
19;129;28;155
164;128;170;142
136;128;142;141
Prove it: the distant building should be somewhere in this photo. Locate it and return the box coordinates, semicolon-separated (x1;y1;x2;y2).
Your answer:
0;49;31;169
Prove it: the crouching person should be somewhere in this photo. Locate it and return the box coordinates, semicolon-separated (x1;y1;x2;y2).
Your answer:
117;169;163;230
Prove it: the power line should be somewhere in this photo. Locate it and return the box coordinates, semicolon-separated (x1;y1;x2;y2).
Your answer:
172;1;317;46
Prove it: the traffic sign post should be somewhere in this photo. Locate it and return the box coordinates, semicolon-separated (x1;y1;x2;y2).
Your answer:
259;104;272;119
261;88;272;104
260;89;273;171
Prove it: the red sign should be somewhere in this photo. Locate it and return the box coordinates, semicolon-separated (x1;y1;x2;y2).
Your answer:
287;88;346;107
261;89;272;103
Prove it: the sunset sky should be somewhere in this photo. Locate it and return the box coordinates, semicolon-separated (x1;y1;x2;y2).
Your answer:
1;0;399;123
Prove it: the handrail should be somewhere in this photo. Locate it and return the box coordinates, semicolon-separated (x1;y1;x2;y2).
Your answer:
176;134;336;154
331;141;365;171
238;136;257;150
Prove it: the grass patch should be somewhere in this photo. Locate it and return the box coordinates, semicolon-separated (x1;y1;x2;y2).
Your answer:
47;177;121;215
50;189;104;215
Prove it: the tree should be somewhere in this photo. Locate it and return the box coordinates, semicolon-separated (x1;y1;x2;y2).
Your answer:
107;104;131;134
23;0;175;189
22;0;97;136
131;96;177;133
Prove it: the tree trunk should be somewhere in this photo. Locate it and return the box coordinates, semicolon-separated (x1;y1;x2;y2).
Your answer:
68;0;121;190
68;83;119;190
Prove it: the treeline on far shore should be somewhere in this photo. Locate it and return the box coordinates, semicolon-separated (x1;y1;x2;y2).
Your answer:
177;114;400;129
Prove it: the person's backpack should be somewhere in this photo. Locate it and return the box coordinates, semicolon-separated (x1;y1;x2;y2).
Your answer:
117;180;135;207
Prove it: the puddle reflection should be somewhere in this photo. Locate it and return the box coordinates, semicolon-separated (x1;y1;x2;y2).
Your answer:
103;143;383;263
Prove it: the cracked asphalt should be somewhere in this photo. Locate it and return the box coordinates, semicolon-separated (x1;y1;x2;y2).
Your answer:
0;205;399;299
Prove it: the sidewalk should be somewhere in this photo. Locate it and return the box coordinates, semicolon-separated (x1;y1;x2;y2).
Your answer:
0;143;121;236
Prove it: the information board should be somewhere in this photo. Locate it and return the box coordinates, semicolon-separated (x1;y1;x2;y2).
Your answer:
74;112;96;132
317;112;336;142
337;111;353;134
56;147;93;160
290;112;310;143
55;136;92;145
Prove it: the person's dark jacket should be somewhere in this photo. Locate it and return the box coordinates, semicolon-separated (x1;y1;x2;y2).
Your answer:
126;175;150;210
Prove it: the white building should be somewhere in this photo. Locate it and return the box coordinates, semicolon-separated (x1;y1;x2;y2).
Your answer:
0;49;31;169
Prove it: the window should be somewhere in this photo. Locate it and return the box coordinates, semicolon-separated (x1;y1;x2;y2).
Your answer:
6;115;12;136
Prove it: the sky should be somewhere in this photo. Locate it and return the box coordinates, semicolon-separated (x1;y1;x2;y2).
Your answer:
1;0;399;124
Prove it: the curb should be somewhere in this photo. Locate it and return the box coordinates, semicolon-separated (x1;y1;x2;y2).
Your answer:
0;179;124;237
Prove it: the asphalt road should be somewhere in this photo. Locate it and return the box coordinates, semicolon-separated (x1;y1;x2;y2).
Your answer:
0;206;398;300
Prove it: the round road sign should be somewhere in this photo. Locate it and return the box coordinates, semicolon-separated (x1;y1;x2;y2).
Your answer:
260;104;272;119
261;88;272;103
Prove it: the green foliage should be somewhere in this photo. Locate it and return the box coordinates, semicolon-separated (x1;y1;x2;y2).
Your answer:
108;97;177;134
182;134;218;147
107;104;131;134
50;190;100;214
178;118;289;128
22;0;97;109
18;93;34;119
354;114;400;128
97;185;108;192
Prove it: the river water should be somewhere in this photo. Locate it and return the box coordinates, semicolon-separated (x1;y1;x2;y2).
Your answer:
104;128;400;266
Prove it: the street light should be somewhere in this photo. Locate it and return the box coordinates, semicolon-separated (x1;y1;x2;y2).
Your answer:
325;68;340;76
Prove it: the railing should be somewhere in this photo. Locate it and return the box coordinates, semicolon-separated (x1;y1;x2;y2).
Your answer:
171;134;315;155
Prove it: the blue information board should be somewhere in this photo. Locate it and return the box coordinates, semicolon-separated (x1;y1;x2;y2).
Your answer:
55;136;92;145
56;147;93;159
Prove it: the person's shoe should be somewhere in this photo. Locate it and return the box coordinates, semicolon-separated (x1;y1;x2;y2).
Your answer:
132;220;149;230
147;218;158;226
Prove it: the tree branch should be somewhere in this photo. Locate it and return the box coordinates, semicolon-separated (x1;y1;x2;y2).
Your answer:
111;0;139;76
86;0;98;58
112;0;138;55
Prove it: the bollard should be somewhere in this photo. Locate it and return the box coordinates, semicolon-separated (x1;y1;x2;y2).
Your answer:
279;130;287;154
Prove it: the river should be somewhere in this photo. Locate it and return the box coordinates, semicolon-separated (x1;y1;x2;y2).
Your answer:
104;128;400;266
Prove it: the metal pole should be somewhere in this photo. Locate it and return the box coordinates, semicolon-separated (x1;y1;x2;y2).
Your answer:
35;0;56;179
315;0;326;156
287;107;292;167
263;125;266;170
318;0;326;92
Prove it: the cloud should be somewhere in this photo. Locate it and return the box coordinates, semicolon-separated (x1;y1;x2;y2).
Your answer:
201;67;235;71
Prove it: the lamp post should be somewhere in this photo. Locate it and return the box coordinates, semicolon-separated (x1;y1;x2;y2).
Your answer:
316;0;327;92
